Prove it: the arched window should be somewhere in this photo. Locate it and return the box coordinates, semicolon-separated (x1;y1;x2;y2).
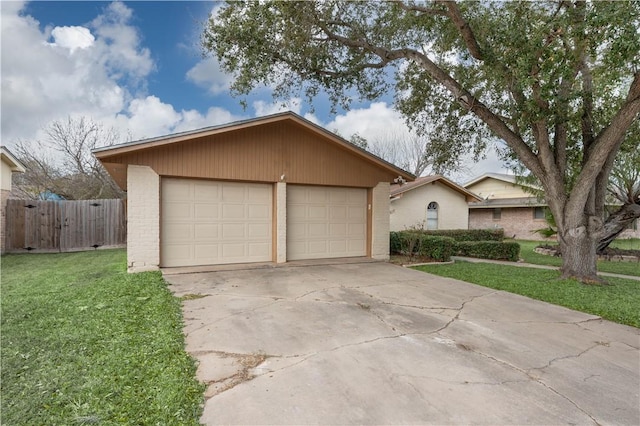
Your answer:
426;201;438;230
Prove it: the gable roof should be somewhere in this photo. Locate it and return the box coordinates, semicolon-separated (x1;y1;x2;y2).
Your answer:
390;175;482;202
463;172;518;188
93;112;414;190
1;146;26;173
463;172;543;191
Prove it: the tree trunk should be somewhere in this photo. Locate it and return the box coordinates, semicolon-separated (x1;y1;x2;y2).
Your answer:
559;225;602;284
597;203;640;253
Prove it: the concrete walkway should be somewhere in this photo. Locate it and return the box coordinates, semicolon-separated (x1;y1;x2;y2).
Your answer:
165;262;639;425
452;256;640;281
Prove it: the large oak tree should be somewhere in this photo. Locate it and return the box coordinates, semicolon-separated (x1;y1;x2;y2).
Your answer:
203;1;640;282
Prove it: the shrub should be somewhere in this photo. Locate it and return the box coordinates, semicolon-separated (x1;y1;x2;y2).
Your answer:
420;229;505;242
390;231;402;254
418;235;455;262
455;241;520;261
391;231;454;262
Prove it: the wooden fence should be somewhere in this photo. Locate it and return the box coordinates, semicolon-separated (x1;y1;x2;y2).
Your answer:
4;199;126;253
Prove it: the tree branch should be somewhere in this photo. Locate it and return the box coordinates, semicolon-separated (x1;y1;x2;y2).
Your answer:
393;0;448;17
567;72;640;217
439;1;483;60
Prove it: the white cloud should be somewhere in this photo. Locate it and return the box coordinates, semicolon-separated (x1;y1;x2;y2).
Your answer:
253;98;302;116
322;102;506;181
0;1;241;149
325;102;409;141
186;57;234;95
49;26;95;53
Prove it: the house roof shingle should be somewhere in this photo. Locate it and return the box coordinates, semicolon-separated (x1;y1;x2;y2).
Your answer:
390;175;482;202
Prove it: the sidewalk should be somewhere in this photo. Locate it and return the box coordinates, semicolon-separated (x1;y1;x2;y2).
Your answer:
451;256;640;281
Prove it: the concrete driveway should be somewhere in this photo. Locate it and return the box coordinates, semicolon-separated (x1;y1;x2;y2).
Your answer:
164;261;640;425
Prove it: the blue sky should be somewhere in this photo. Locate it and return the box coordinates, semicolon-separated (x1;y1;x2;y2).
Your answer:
1;1;503;180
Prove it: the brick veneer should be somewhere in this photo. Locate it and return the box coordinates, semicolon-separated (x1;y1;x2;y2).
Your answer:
469;207;550;241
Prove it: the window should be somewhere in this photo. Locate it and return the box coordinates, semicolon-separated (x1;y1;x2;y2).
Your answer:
426;201;438;230
493;208;502;220
534;207;545;219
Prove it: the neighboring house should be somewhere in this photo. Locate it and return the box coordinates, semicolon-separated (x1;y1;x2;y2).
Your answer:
93;112;415;272
1;146;26;254
390;175;482;232
464;173;550;240
465;172;640;240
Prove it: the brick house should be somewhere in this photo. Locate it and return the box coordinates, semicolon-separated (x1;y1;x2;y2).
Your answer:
464;172;639;240
464;173;550;240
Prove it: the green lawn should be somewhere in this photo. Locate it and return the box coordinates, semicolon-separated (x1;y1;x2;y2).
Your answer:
415;262;640;327
515;240;640;277
1;250;204;425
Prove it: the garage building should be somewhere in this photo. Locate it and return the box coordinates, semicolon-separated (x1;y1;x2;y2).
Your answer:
94;112;414;272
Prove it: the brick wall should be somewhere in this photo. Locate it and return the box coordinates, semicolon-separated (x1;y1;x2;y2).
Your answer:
0;189;9;254
127;165;160;272
371;182;390;260
276;182;287;263
469;207;551;241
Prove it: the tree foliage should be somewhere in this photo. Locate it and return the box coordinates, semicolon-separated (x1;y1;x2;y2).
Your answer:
14;117;125;200
203;1;640;281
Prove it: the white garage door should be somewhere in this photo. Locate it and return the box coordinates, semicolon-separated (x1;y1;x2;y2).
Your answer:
287;185;367;261
161;178;272;267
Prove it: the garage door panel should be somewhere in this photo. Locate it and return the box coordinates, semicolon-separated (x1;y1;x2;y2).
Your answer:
348;207;366;220
164;223;193;240
308;223;327;236
248;223;270;238
248;185;271;200
330;206;347;219
248;204;270;219
162;178;272;267
222;185;245;201
222;223;245;238
222;204;245;219
348;223;366;237
249;242;271;256
308;241;328;254
329;223;346;236
308;206;327;219
194;224;218;239
287;185;367;261
194;183;218;198
164;203;192;219
308;189;328;203
164;180;192;199
194;203;218;218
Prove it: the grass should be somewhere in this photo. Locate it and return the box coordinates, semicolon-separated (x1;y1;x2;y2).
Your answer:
515;240;640;277
414;262;640;328
1;250;204;425
609;238;640;250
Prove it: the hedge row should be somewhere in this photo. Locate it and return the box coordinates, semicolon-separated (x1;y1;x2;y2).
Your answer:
390;232;454;262
390;231;520;262
455;241;520;262
417;229;505;242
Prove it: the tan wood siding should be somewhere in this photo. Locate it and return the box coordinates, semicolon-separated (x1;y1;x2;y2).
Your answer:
101;121;402;190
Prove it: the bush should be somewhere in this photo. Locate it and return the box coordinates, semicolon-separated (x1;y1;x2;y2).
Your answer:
390;231;402;254
418;235;455;262
420;229;505;242
391;231;454;262
455;241;520;261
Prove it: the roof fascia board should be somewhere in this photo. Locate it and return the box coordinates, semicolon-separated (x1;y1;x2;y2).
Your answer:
1;147;26;172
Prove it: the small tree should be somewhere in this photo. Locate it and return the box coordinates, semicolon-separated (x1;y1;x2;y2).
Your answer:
14;117;125;200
